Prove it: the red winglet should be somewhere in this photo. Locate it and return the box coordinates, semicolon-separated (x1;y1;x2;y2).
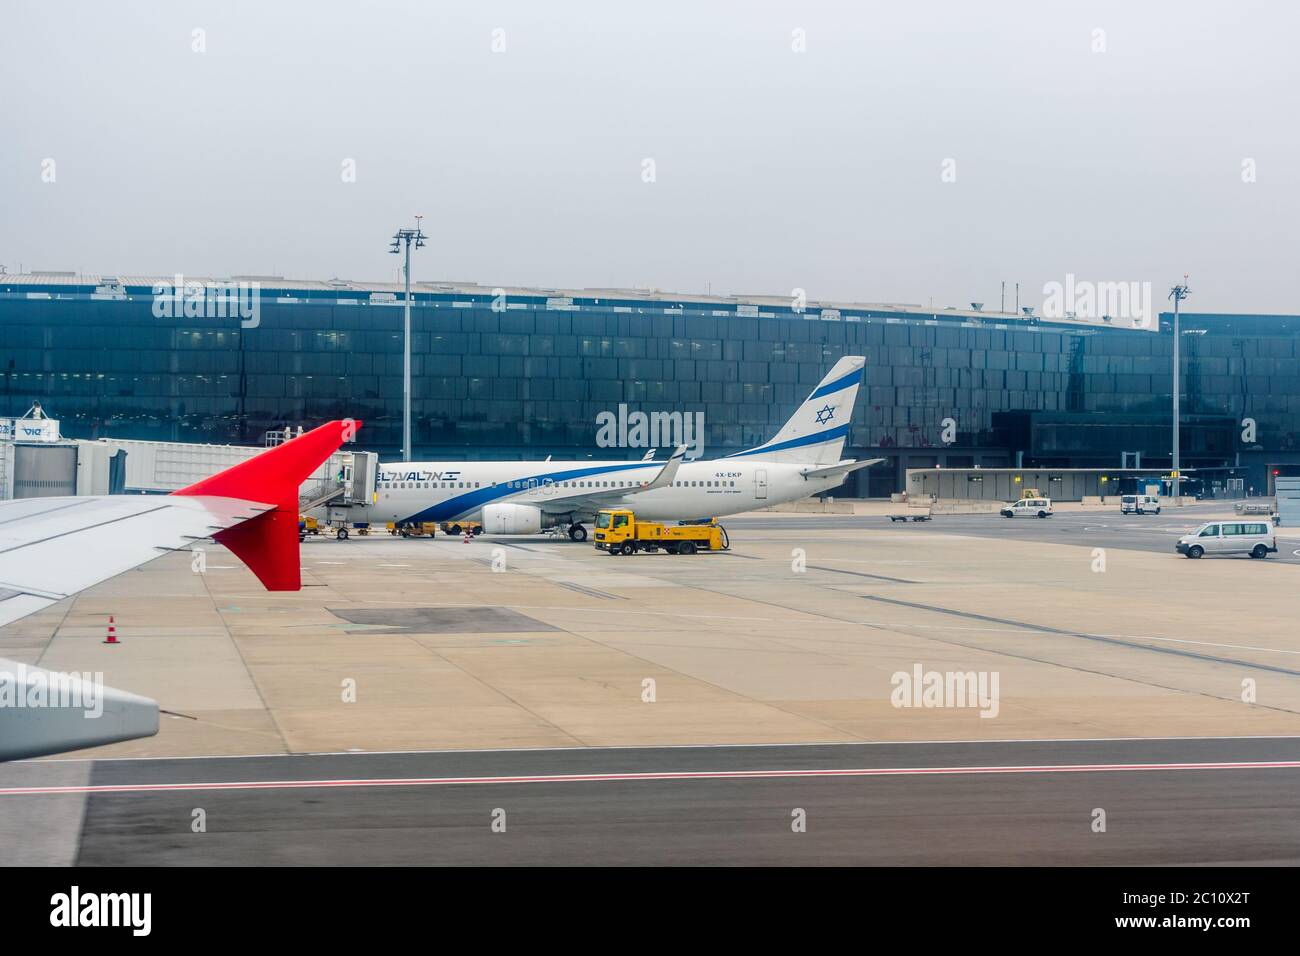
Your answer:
173;419;361;591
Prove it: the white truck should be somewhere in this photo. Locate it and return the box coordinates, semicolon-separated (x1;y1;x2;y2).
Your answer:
1000;497;1053;518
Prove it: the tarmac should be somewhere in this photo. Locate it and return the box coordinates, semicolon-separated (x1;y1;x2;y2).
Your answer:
4;504;1299;758
3;503;1298;864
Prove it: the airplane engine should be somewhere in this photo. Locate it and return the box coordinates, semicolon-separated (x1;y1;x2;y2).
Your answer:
481;502;543;535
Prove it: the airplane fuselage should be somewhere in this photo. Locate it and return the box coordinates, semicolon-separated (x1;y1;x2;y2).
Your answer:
355;458;845;527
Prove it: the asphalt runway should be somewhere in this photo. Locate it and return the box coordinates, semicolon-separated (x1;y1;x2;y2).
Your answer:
727;508;1300;563
9;737;1300;866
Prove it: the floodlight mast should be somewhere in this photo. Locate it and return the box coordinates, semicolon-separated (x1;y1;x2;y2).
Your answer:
1168;278;1191;505
389;219;427;462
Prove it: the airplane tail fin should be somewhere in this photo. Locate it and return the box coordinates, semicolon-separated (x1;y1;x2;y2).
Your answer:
726;356;864;465
173;419;361;590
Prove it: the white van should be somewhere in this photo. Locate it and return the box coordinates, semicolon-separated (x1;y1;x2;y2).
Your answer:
1120;494;1161;515
1176;521;1277;559
1000;497;1053;519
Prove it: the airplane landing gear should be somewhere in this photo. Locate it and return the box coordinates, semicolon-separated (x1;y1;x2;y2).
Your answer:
568;523;587;542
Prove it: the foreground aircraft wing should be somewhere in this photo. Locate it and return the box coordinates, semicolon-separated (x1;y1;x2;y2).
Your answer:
539;445;686;515
0;419;359;761
0;418;360;627
798;458;885;481
0;495;275;628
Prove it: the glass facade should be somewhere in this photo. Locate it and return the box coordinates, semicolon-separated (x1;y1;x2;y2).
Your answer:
2;278;1299;494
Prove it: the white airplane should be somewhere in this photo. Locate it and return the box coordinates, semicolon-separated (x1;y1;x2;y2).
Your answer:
0;420;359;760
360;356;881;541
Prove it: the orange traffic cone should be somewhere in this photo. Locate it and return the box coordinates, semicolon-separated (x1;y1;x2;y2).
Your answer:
104;615;119;644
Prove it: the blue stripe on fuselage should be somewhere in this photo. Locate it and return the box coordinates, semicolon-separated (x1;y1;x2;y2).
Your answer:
396;461;654;523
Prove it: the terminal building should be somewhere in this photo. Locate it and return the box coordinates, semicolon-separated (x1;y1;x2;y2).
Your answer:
2;271;1299;497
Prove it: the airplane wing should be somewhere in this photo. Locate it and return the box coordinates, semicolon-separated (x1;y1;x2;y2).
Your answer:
537;445;686;515
0;418;359;626
0;419;359;760
0;495;274;628
798;458;885;481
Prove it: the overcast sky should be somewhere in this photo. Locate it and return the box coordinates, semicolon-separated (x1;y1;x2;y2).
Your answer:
2;1;1297;313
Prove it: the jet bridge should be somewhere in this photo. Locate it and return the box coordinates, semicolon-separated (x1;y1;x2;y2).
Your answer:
302;451;379;528
0;424;381;537
299;450;377;508
80;436;376;505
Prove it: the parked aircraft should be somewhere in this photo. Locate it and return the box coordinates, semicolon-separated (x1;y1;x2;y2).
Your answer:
359;356;879;541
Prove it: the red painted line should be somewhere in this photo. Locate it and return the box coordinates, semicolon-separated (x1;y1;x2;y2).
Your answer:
2;760;1299;797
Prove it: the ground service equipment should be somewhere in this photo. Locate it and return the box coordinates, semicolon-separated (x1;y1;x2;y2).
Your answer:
388;522;438;538
593;509;728;555
440;520;483;536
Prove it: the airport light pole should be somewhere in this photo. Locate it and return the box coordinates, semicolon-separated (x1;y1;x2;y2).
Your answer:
389;219;427;462
1168;279;1191;505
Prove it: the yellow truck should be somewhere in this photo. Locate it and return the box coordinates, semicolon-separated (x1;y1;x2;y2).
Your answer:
593;509;729;555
